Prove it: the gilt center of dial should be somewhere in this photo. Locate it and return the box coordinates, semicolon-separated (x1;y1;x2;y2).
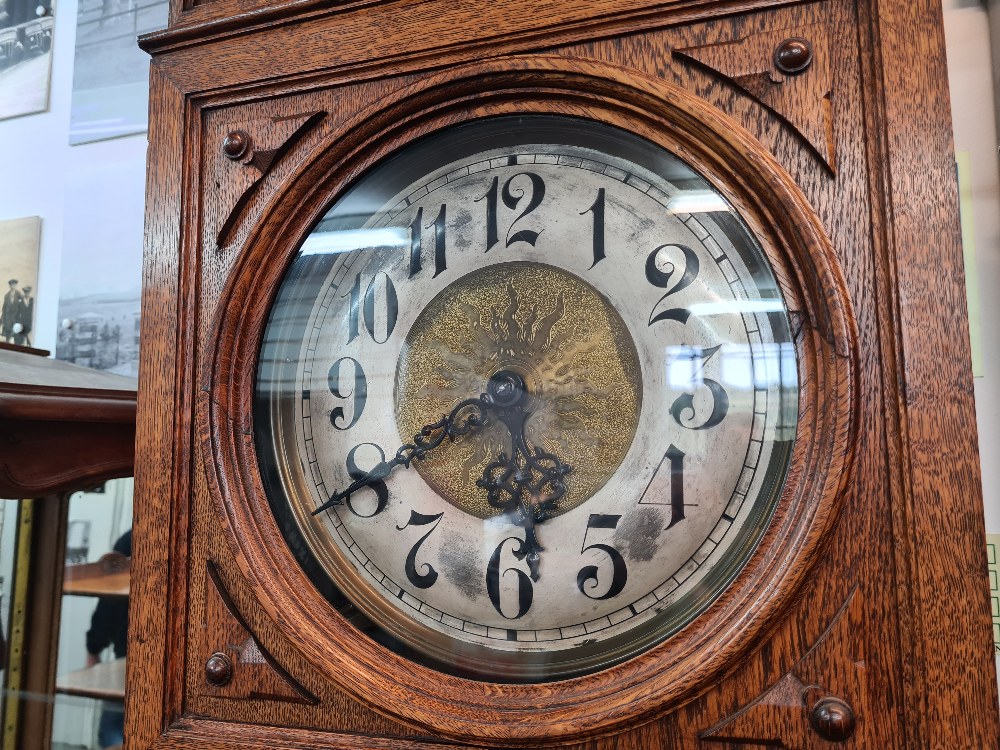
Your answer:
394;261;642;519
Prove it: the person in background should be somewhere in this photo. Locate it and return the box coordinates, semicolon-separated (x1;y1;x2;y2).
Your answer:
1;280;22;344
17;286;33;347
86;528;131;750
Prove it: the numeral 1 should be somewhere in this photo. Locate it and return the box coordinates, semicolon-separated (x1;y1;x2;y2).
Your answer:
582;187;606;268
409;205;447;279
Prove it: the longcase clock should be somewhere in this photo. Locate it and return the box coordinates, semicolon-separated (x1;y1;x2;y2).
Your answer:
130;0;1000;747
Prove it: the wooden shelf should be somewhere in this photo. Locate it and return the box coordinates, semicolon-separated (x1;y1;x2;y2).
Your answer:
63;553;131;597
55;657;126;701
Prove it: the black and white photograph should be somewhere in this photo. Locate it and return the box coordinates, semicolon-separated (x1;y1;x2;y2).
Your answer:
68;0;167;144
0;216;40;347
56;156;144;375
0;0;54;121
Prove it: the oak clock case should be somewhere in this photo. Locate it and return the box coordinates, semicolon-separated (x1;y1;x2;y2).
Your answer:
255;116;798;683
199;59;857;744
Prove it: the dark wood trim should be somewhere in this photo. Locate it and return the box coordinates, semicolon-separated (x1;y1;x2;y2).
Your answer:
0;347;137;497
145;0;806;56
126;63;190;749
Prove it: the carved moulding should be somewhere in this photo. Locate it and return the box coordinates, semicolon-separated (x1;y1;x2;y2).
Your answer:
675;22;837;172
197;55;858;744
198;560;319;705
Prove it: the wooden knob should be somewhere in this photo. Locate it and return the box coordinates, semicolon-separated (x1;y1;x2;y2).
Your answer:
205;651;233;686
809;696;856;742
774;38;813;75
222;130;251;160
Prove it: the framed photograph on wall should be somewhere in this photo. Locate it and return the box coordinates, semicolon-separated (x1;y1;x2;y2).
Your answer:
0;216;41;347
0;0;55;121
68;0;167;144
56;155;143;374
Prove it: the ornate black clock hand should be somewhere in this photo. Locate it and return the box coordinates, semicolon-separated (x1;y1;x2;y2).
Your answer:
475;370;573;582
311;396;488;516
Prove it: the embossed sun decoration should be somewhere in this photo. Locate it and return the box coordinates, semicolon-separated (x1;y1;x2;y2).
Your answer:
426;281;604;482
394;263;642;543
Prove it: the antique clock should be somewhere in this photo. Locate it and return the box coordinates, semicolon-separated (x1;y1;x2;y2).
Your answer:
130;0;999;748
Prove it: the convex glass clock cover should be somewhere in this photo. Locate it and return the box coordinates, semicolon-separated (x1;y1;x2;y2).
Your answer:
255;116;798;682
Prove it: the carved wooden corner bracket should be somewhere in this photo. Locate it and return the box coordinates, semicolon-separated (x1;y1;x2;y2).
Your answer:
215;111;328;249
201;560;319;705
674;22;836;173
700;588;864;746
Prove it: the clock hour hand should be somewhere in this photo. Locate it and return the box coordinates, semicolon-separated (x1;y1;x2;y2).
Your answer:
312;396;489;516
475;371;573;581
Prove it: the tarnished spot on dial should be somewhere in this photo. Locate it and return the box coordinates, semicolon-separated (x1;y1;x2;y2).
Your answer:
439;540;483;600
451;208;474;249
614;508;664;563
395;261;641;518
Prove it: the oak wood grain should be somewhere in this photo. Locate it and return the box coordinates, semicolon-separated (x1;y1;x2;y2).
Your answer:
129;0;1000;747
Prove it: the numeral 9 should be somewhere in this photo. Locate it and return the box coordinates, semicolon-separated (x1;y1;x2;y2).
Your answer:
328;356;367;430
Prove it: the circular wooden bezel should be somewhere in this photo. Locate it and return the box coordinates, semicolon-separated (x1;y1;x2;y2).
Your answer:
200;55;858;744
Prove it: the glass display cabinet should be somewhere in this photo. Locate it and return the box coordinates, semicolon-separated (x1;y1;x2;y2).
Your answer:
0;343;136;749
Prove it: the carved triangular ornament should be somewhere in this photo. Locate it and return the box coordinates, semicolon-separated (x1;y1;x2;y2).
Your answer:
199;561;319;705
213;110;327;248
700;591;865;747
675;23;835;172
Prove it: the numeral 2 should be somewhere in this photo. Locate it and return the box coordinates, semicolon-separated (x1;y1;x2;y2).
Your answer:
645;244;700;326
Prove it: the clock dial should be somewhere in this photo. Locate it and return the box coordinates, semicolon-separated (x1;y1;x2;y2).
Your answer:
256;116;797;682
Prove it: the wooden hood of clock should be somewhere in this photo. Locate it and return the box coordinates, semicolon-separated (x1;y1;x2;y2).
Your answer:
130;0;1000;748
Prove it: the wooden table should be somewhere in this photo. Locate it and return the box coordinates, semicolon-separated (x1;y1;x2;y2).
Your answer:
62;571;130;598
55;657;126;701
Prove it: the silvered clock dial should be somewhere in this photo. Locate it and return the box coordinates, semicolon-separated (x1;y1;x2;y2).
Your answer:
255;116;798;682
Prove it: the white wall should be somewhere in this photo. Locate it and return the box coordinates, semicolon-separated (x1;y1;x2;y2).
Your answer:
0;0;147;357
944;0;1000;526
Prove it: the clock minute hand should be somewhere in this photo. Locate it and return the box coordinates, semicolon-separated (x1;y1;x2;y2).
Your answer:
312;396;489;517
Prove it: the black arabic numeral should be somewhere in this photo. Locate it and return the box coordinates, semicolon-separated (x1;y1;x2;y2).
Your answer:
502;172;545;247
582;187;606;268
362;272;398;344
410;204;448;278
396;510;444;589
576;514;628;601
670;345;730;430
665;445;686;529
476;177;500;252
327;356;367;430
487;537;533;619
645;244;700;326
477;171;545;250
344;443;389;518
344;272;398;344
408;208;423;277
345;273;361;344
